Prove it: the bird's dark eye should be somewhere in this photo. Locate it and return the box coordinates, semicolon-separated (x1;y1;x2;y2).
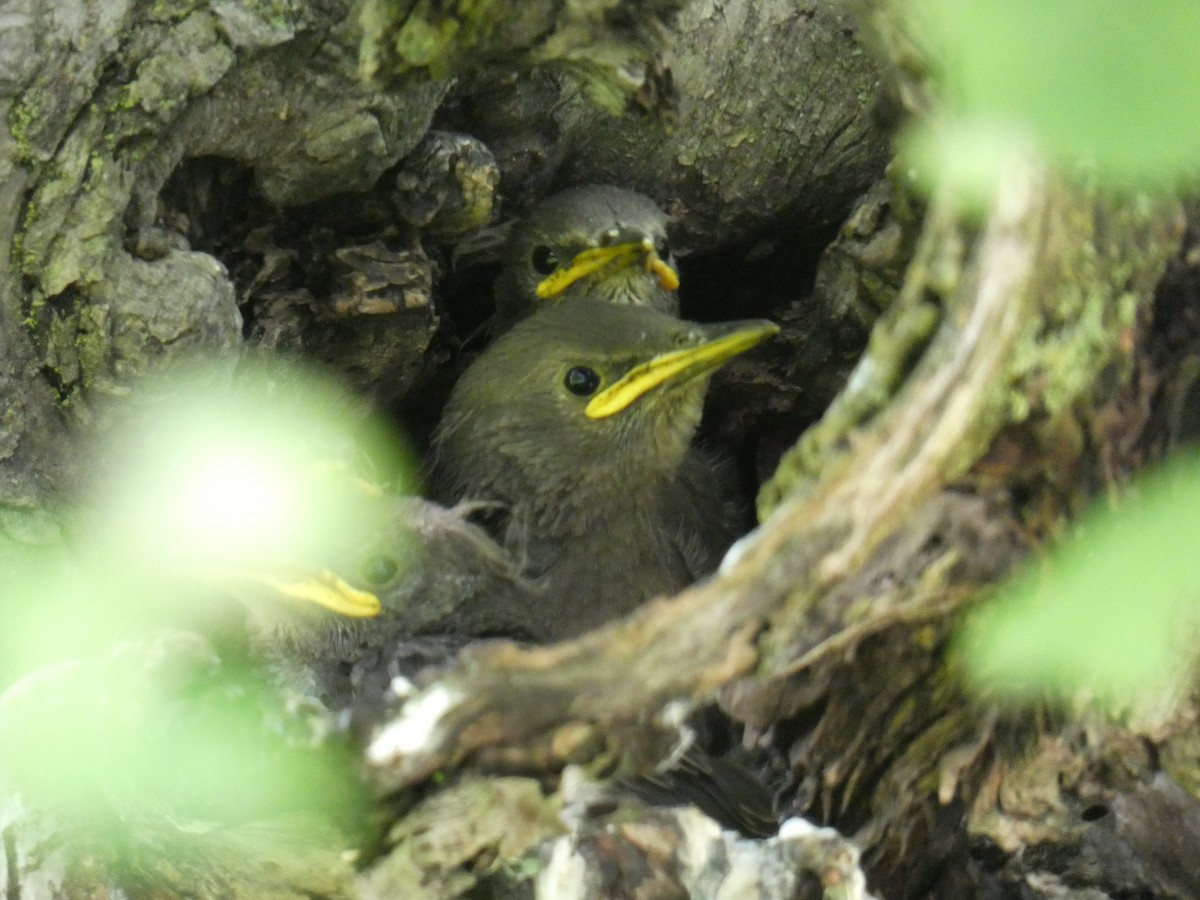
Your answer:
360;554;398;586
531;246;558;274
654;237;670;259
564;366;601;397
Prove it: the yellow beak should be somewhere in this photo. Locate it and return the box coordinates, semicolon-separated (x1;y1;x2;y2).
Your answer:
534;238;680;299
197;564;383;618
584;320;780;420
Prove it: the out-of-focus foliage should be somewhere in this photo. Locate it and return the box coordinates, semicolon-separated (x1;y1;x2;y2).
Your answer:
0;633;367;829
902;1;1200;707
903;0;1200;201
0;357;413;877
3;358;412;677
959;454;1200;704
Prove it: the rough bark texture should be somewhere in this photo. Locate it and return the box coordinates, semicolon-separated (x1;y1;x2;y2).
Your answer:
443;0;889;252
3;0;1199;898
362;161;1187;899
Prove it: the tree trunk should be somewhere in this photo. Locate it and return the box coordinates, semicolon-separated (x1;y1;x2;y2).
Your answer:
2;1;1196;898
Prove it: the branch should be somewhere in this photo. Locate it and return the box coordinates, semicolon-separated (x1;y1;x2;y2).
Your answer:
368;155;1179;791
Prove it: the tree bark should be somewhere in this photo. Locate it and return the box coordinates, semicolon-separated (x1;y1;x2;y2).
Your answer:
3;1;1197;898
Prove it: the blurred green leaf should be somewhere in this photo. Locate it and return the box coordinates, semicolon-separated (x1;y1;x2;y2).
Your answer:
959;453;1200;703
0;356;408;883
909;0;1200;187
898;118;1033;209
0;357;416;680
0;631;369;830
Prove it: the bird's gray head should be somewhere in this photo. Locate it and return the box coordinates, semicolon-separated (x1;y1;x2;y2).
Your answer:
494;185;680;325
230;498;408;658
430;301;777;532
237;496;543;667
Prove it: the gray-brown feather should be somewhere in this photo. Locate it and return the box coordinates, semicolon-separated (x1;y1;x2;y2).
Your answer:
429;302;742;639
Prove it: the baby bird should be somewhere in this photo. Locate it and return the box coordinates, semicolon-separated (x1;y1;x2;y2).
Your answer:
494;185;680;326
429;300;776;638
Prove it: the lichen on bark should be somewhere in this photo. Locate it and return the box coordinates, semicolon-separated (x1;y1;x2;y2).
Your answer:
4;1;1196;897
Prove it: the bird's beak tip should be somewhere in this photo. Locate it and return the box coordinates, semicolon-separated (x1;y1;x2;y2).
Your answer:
648;256;680;291
266;568;384;619
584;319;778;419
535;239;679;299
204;564;384;619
